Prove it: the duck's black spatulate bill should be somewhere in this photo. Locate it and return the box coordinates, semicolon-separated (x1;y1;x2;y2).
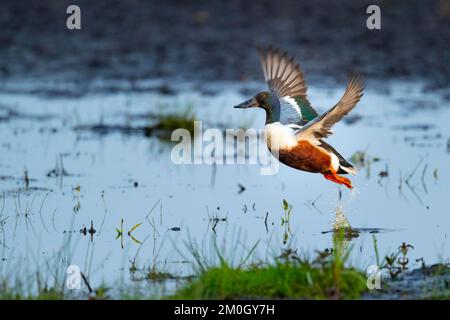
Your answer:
234;97;258;108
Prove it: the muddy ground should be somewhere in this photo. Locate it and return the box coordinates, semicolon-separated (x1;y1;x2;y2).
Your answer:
366;264;450;299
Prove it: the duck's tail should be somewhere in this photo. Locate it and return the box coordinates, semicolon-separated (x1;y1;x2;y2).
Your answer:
339;165;358;176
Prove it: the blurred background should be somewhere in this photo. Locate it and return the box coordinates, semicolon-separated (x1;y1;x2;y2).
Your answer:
0;0;448;88
0;0;449;298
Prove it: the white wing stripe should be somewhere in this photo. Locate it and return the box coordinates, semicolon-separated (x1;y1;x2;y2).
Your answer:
279;96;302;124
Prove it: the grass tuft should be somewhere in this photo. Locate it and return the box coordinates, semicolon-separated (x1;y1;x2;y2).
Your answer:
171;260;366;300
170;231;367;300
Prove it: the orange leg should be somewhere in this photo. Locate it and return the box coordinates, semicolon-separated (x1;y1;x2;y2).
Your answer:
323;169;353;189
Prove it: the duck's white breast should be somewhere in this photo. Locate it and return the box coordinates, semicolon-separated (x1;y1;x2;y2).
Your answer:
265;122;298;151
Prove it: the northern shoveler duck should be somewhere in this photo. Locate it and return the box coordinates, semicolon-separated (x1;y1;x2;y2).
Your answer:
234;46;364;189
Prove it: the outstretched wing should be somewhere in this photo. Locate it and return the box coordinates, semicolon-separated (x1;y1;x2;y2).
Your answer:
298;75;364;140
257;46;308;98
257;46;319;124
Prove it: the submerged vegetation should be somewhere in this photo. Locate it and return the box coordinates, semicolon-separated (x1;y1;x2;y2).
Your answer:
74;106;198;141
281;199;293;245
150;109;197;139
144;106;197;141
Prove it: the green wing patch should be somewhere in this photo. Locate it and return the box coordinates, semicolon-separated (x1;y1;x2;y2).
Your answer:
295;97;319;123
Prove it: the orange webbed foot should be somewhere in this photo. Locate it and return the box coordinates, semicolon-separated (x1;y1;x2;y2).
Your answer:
323;170;353;189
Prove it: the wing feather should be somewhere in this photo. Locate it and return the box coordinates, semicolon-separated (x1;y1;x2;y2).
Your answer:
257;46;308;99
299;74;364;139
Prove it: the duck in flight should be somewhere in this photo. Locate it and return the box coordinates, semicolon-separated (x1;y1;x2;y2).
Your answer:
234;46;364;189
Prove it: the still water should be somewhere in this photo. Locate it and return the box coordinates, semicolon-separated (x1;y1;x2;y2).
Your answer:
0;79;449;295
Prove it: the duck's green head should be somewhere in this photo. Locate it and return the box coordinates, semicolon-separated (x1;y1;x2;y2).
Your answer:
234;91;280;124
